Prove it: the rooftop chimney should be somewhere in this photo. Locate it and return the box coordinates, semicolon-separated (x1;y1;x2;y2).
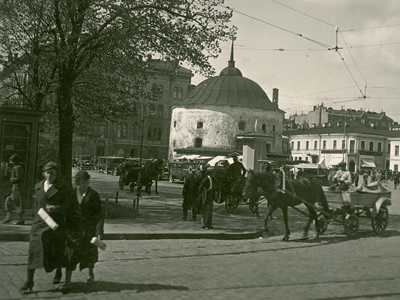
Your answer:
273;88;279;108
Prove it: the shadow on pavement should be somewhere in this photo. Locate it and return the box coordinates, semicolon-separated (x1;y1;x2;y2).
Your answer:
46;281;189;295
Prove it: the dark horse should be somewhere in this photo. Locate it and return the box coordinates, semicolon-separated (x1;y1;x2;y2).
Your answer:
182;168;204;220
243;170;330;241
141;159;164;195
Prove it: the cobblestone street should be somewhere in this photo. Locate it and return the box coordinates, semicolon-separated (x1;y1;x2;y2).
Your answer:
1;234;400;300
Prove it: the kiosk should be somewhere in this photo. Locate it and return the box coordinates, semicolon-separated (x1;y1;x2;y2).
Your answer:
0;107;43;210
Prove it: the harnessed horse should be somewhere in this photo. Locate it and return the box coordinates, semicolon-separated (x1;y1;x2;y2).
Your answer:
243;169;330;241
140;159;164;195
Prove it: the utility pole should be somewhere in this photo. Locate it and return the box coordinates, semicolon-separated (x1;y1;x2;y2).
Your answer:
134;109;145;216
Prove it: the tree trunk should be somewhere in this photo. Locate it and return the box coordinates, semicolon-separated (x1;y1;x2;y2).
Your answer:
57;78;74;187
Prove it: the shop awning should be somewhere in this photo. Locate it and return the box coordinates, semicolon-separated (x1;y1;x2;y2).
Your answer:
361;159;376;168
327;157;344;167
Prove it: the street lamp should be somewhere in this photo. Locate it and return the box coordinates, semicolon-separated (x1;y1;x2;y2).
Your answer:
134;115;145;215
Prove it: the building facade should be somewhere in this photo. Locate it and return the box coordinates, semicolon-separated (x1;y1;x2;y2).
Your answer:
287;120;400;172
389;137;400;172
39;62;193;160
285;104;396;131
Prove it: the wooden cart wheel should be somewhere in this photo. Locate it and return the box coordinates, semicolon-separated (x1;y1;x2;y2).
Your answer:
371;204;389;234
225;195;239;214
317;212;328;234
119;176;124;190
343;214;359;237
169;173;174;183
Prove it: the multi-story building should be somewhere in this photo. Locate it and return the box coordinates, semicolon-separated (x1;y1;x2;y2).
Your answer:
286;120;400;172
285;104;396;130
388;137;400;172
40;61;193;159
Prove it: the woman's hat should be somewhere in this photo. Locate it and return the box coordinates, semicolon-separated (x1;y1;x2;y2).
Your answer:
75;170;91;181
43;161;58;171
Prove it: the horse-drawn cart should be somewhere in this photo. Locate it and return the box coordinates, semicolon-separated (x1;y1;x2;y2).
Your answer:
118;160;141;192
317;182;391;237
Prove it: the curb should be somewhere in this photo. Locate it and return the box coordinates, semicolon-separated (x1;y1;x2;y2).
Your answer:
0;231;262;242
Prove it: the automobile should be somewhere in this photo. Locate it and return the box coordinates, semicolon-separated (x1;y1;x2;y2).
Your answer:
77;155;93;170
96;156;125;175
168;161;198;183
293;163;329;186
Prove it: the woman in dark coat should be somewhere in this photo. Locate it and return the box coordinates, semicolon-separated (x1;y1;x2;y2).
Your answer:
63;170;102;290
21;162;72;292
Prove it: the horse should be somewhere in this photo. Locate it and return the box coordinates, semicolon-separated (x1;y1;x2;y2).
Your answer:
140;159;164;195
243;170;331;241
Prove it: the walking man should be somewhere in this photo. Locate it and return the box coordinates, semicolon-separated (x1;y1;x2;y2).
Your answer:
2;154;25;225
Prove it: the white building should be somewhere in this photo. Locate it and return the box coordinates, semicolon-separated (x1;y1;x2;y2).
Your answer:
389;137;400;172
287;120;400;171
169;44;285;170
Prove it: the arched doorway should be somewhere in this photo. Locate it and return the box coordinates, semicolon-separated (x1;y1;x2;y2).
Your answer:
349;160;356;172
130;148;137;158
96;141;105;157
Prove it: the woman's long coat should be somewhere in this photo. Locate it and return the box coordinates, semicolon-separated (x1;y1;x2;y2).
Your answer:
65;187;102;271
28;179;72;272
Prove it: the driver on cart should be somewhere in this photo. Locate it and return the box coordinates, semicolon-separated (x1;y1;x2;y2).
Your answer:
330;162;353;191
227;155;246;195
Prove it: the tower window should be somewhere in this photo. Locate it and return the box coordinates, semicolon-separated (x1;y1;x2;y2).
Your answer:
238;121;246;130
262;124;267;133
194;138;202;148
197;122;203;129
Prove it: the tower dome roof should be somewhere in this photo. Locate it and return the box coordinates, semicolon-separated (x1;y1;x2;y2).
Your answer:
181;42;277;110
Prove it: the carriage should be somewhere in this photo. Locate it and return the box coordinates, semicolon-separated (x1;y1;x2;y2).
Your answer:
316;182;391;237
118;159;142;191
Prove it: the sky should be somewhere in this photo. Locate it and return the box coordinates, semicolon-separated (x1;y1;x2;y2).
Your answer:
191;0;400;122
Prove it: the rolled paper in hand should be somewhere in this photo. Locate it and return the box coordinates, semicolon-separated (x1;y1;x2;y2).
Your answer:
91;237;106;250
37;208;59;230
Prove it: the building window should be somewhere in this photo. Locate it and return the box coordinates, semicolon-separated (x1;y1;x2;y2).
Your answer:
238;121;246;130
272;125;276;132
157;105;163;117
297;141;300;150
323;140;326;150
388;144;390;153
395;165;399;172
333;140;337;150
178;88;183;99
361;141;365;150
99;125;105;137
173;87;178;99
369;142;374;151
305;156;309;161
342;140;345;150
350;140;355;153
378;142;382;152
291;141;294;150
194;137;202;148
118;123;127;139
147;125;162;141
197;122;203;129
174;121;177;128
306;141;309;150
262;124;267;133
314;141;317;150
395;145;399;156
266;143;271;153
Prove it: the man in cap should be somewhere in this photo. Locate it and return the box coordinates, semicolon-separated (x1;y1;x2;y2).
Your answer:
2;154;25;224
338;162;353;190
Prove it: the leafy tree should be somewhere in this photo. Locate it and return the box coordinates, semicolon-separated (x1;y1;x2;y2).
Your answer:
0;0;235;184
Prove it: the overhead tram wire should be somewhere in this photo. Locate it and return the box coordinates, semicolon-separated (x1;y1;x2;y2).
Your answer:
282;97;366;111
270;0;336;28
280;85;363;99
217;3;333;50
338;29;367;84
342;23;400;32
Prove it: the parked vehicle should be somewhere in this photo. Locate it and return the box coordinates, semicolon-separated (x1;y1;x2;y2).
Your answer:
291;163;329;186
168;161;197;183
77;155;93;170
96;156;124;175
